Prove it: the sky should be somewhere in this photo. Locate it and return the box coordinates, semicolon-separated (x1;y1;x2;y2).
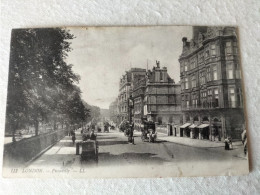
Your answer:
66;26;192;109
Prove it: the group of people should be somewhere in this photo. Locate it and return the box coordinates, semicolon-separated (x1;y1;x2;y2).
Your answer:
82;129;97;141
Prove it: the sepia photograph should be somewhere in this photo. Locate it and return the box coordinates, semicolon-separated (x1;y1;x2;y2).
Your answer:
2;26;249;178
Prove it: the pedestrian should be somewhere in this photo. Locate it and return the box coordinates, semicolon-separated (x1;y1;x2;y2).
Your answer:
72;134;76;145
90;130;97;141
228;137;233;150
224;138;229;150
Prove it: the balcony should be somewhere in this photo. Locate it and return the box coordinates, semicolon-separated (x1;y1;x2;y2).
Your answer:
182;101;243;111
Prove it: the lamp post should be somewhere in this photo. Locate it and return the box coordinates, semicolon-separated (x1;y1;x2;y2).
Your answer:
128;95;134;123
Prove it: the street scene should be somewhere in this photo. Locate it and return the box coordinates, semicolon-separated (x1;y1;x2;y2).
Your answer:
3;26;248;178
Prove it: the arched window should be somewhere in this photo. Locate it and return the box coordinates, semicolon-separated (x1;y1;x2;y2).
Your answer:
202;116;209;122
193;116;199;121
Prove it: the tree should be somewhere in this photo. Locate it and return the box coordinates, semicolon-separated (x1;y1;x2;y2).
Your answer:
5;28;83;139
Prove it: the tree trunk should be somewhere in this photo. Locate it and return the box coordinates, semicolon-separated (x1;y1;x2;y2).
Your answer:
34;120;39;136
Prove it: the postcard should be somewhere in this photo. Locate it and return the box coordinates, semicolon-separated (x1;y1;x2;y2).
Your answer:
2;26;249;178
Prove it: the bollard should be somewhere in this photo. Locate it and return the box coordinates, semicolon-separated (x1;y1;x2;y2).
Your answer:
76;142;80;155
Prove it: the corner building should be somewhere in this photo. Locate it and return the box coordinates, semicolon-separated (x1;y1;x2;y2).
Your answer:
179;26;245;141
143;61;182;125
118;68;146;124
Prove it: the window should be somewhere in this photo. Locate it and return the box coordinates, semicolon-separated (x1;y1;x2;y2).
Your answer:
201;91;207;108
186;95;189;108
186;100;190;108
191;75;196;88
237;88;242;107
225;41;232;55
192;94;197;108
211;44;216;56
229;88;235;108
235;64;241;79
205;46;210;58
185;78;189;89
213;65;218;80
227;64;234;79
214;89;219;107
206;67;211;81
198;52;204;63
190;57;196;69
208;89;213;108
160;71;163;81
233;41;238;55
199;71;206;85
184;62;188;71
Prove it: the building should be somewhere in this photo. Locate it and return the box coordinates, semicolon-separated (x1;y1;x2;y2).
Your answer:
117;68;146;124
132;74;146;130
179;26;245;141
143;61;182;125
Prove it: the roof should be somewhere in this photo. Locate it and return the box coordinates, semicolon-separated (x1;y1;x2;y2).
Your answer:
179;123;191;128
197;124;209;128
189;124;198;128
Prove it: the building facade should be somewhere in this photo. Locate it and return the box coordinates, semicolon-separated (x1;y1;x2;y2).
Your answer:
179;26;245;141
132;74;146;130
143;61;182;126
117;68;146;124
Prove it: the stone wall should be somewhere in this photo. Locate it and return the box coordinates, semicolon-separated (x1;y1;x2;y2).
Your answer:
3;130;66;167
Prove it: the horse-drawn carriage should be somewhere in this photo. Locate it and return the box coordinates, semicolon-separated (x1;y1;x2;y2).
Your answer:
80;140;99;163
141;121;157;143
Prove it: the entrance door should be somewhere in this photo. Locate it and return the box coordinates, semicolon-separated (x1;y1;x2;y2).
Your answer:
170;125;173;136
180;128;183;137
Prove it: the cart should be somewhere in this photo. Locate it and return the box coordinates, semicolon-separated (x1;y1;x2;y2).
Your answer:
80;140;98;163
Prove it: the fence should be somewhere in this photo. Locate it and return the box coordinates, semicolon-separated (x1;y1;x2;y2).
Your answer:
3;130;66;167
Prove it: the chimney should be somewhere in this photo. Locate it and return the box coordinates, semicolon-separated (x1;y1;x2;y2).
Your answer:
182;37;187;47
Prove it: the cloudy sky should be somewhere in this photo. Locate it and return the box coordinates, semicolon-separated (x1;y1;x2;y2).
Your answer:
66;26;192;109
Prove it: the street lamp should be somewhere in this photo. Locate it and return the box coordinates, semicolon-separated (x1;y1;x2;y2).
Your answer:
128;95;134;123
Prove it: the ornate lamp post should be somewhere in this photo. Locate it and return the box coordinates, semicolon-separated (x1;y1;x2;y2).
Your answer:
128;95;134;123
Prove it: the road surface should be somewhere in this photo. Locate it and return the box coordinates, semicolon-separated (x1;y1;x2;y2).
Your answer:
26;128;248;178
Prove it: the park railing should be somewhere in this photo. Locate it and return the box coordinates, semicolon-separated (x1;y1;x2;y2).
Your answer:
3;130;66;167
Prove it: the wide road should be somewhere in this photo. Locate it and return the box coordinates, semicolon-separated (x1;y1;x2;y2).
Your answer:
26;128;248;178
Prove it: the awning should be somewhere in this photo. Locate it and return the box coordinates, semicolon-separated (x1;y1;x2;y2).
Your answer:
197;124;209;128
179;123;191;128
189;124;198;128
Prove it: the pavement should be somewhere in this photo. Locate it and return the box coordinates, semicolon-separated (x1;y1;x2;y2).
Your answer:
144;132;242;148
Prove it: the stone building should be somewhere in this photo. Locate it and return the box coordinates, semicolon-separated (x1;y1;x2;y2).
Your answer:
132;74;146;130
117;68;146;124
143;61;182;126
179;26;245;141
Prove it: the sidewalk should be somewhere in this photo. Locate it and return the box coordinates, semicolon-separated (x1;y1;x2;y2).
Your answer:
134;131;242;148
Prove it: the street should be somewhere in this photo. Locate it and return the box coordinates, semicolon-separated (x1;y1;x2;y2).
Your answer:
25;128;248;178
